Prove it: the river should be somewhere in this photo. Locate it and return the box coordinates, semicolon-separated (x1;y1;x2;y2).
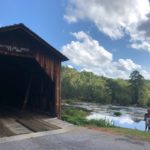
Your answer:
69;102;147;131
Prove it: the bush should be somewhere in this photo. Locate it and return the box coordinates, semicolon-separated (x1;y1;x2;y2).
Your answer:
114;111;122;116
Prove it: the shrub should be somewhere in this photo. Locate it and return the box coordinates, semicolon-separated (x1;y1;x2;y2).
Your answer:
114;111;122;116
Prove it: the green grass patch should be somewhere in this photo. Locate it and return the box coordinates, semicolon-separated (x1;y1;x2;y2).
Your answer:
86;119;114;127
62;99;83;105
61;107;88;125
62;99;75;105
99;127;150;141
114;111;122;116
61;107;150;141
61;107;114;127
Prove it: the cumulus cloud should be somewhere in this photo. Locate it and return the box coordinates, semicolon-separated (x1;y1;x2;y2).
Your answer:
129;15;150;52
62;31;112;66
115;59;141;72
65;0;150;52
67;65;74;69
65;0;150;39
62;31;150;79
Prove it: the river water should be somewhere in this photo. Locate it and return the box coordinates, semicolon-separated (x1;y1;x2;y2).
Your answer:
71;102;147;131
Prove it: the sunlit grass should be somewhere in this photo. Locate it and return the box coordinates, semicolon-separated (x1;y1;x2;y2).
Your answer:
96;127;150;141
62;107;150;141
61;107;113;127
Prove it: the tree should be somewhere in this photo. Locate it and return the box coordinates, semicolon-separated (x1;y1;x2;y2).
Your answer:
107;78;131;105
129;70;144;105
61;66;150;107
61;66;111;103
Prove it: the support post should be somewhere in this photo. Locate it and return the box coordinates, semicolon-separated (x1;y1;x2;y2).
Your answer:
22;74;32;110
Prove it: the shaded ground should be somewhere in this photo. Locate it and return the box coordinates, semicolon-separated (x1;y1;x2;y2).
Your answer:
0;126;149;150
0;121;14;137
0;109;60;137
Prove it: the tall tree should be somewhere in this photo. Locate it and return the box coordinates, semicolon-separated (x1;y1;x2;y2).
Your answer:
61;66;150;107
129;70;144;105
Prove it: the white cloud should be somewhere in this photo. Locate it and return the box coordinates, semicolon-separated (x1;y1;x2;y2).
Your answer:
129;16;150;52
65;0;150;40
62;31;150;79
67;65;74;69
115;59;141;72
65;0;150;52
62;31;112;67
131;41;150;52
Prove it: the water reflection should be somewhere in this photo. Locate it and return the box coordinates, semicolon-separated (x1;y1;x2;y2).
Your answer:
72;102;147;131
87;112;145;131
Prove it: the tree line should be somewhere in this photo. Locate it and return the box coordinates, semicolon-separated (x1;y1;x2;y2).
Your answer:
61;66;150;107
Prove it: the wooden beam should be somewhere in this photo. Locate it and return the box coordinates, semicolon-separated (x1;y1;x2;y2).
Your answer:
22;74;32;110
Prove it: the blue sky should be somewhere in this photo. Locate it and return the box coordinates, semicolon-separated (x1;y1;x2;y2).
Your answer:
0;0;150;79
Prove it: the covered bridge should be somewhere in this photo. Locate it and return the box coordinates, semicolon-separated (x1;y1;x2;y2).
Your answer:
0;23;68;118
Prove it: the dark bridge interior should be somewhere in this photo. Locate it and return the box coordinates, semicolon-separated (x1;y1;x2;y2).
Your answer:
0;54;55;115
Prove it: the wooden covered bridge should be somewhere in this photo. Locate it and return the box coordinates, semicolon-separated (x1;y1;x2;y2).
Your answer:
0;23;68;119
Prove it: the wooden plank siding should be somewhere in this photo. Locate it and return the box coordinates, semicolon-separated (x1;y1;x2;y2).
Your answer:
0;24;68;118
34;51;61;118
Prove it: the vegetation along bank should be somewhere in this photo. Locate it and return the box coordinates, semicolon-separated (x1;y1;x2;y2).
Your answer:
62;66;150;107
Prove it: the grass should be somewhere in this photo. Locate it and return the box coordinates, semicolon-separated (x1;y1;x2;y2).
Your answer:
62;99;75;105
90;127;150;141
61;107;89;125
61;107;150;141
61;107;114;127
62;99;82;105
114;111;122;116
86;119;114;127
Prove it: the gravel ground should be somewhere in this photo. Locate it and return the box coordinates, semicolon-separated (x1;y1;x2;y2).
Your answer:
0;127;149;150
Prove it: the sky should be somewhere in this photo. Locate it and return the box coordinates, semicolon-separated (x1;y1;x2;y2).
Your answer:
0;0;150;79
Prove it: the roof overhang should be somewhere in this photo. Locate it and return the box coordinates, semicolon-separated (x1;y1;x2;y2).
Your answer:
0;23;68;61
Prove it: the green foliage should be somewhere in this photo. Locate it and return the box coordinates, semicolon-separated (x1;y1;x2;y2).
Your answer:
62;107;150;141
86;119;114;127
107;78;132;105
63;99;75;105
61;66;111;104
61;66;150;107
61;108;88;125
114;112;122;116
61;107;114;127
129;70;144;105
147;98;150;107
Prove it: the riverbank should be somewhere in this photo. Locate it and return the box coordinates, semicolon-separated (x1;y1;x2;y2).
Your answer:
88;127;150;141
61;106;150;141
62;100;148;131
